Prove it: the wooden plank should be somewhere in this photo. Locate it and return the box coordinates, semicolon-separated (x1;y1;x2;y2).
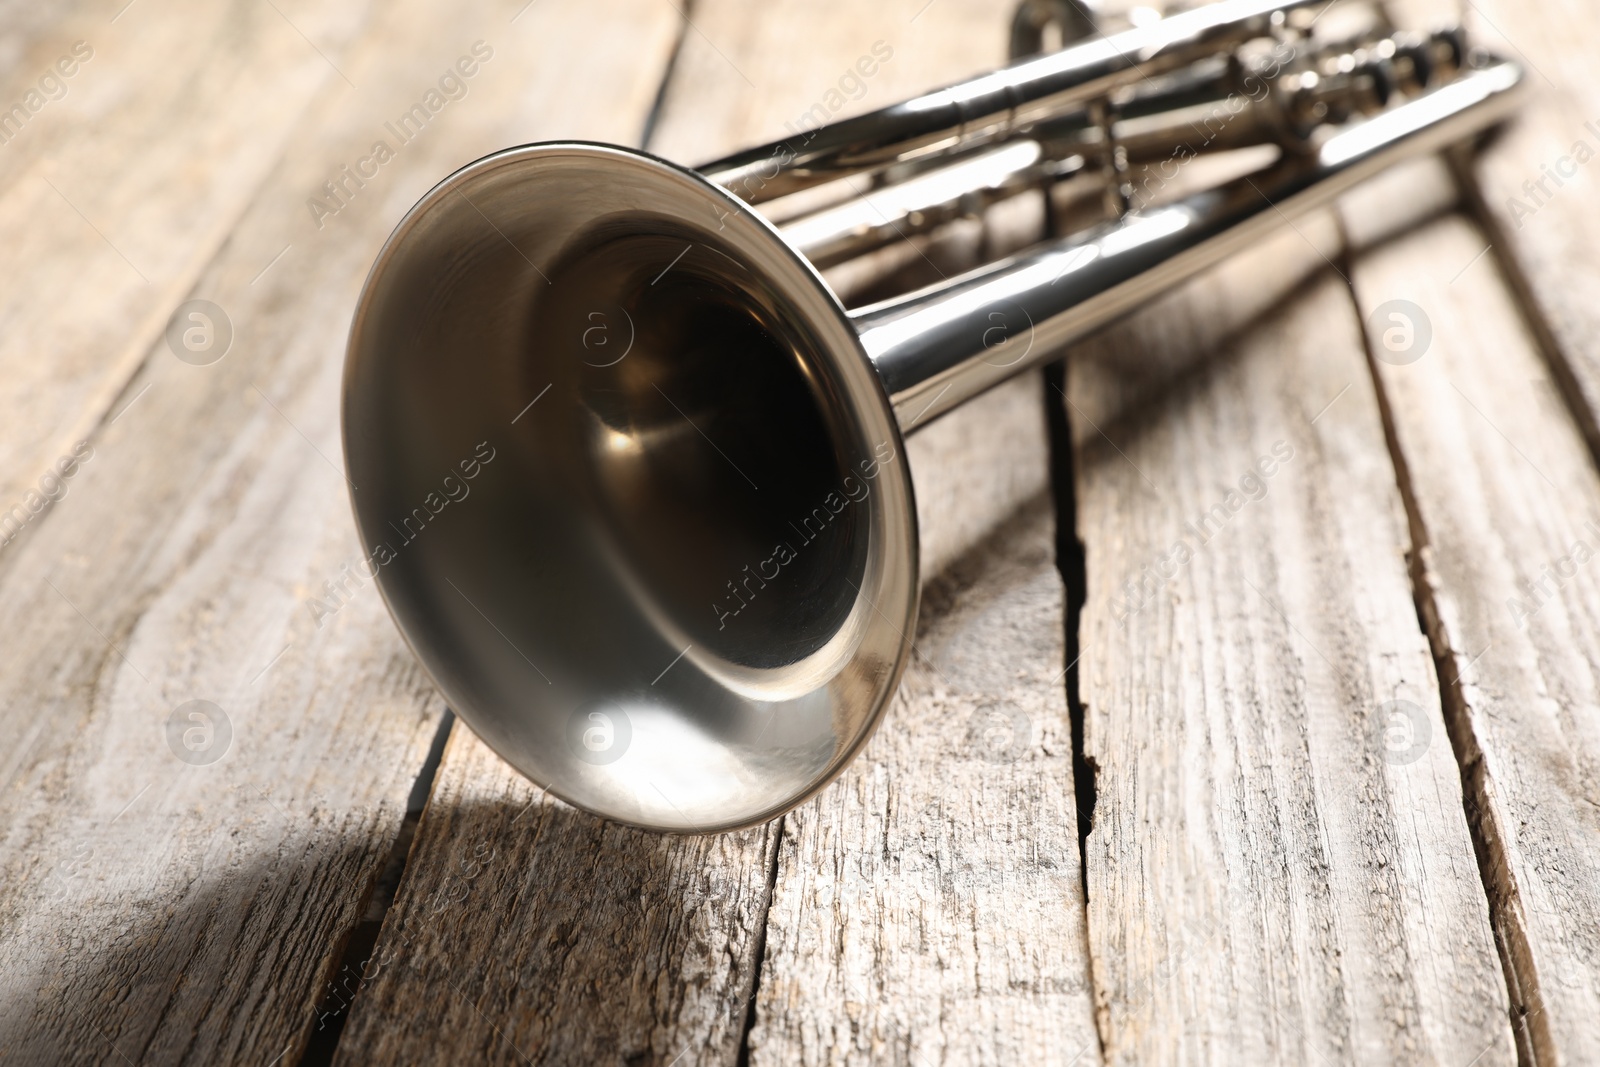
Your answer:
1342;158;1600;1064
747;496;1100;1066
0;1;679;1063
1068;215;1515;1064
0;0;104;180
332;728;784;1065
0;0;381;530
1448;0;1600;451
0;0;100;177
334;1;1080;1063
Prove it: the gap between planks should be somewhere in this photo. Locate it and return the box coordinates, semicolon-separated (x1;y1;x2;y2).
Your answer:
1068;206;1516;1063
1340;150;1600;1063
1334;202;1550;1067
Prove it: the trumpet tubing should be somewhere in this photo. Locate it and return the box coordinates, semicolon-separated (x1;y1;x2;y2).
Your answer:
342;0;1525;831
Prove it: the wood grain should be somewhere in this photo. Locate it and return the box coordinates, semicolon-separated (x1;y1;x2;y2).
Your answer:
333;2;1077;1064
1068;216;1514;1064
0;0;114;183
10;1;1588;1063
0;1;680;1063
1450;0;1600;452
0;0;379;530
1342;160;1600;1064
748;495;1100;1067
333;728;784;1065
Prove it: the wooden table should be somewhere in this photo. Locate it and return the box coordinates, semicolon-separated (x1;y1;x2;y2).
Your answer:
2;0;1598;1063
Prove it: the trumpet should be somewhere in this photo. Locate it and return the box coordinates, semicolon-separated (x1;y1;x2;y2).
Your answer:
342;0;1524;832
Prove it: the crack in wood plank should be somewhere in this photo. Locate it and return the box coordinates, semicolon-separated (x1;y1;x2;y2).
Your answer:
1340;153;1600;1064
1067;211;1514;1065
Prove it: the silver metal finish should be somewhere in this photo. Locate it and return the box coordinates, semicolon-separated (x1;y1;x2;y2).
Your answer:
343;2;1524;833
698;0;1327;202
859;57;1525;427
344;146;918;833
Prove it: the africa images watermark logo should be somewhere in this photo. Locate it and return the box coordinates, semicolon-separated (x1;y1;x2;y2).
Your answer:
165;700;232;766
0;40;93;146
566;699;632;765
304;441;497;628
1502;117;1600;230
1377;699;1430;766
1506;517;1600;630
0;441;94;548
965;704;1032;764
710;41;894;228
710;440;897;631
1366;299;1431;366
1112;441;1296;623
165;300;234;365
305;41;495;230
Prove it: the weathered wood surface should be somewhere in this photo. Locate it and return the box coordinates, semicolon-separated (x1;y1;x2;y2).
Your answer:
747;496;1098;1067
332;726;785;1065
9;0;1600;1064
1068;216;1514;1063
0;1;679;1063
332;1;1088;1064
1452;0;1600;451
0;0;378;519
1341;157;1600;1065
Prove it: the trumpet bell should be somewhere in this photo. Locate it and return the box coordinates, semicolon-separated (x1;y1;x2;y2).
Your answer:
343;142;920;832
